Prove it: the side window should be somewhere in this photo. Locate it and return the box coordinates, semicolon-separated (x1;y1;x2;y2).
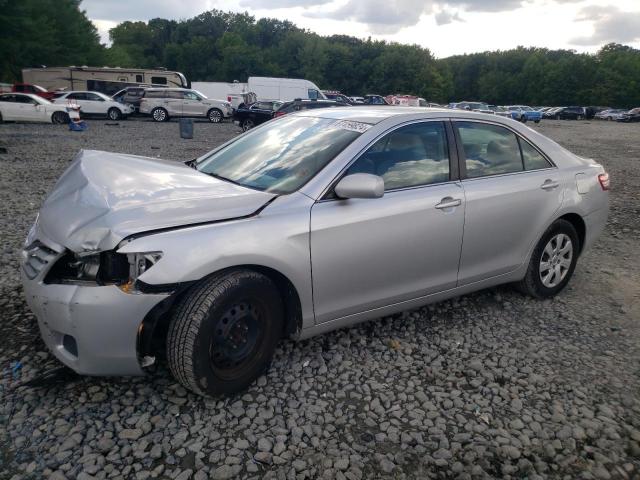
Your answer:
85;93;102;101
151;76;168;85
168;91;184;99
308;89;319;100
345;122;450;191
136;75;143;83
14;85;25;92
519;138;551;170
0;95;14;102
16;95;36;104
68;93;86;101
456;122;523;178
183;91;200;100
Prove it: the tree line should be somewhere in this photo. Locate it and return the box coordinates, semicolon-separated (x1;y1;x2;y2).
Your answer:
2;0;639;108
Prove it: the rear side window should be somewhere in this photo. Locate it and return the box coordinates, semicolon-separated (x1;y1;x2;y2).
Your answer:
456;122;523;178
144;90;165;98
0;94;15;102
519;139;551;170
67;93;87;101
346;122;450;190
16;95;37;104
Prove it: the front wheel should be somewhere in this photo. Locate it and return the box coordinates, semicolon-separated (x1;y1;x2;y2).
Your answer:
516;219;579;299
208;108;223;123
520;115;527;123
51;111;69;124
167;270;284;396
108;108;122;121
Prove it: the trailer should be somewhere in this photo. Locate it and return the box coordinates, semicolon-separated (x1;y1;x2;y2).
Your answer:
22;67;189;96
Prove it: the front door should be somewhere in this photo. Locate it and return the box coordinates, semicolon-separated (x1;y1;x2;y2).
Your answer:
453;120;564;285
182;91;204;117
310;121;465;323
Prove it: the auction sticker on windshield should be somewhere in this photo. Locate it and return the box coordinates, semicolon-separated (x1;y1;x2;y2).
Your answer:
332;120;372;133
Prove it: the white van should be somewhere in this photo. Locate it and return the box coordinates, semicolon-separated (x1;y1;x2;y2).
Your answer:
247;77;326;102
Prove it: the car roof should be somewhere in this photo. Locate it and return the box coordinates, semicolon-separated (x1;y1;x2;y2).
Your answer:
294;106;516;124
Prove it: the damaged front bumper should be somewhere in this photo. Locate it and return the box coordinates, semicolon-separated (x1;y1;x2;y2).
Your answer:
21;242;168;376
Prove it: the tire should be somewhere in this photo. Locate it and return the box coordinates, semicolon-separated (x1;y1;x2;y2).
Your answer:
607;117;613;121
108;108;122;121
51;111;69;124
241;119;254;132
520;115;527;123
152;107;168;122
516;219;579;299
208;108;223;123
167;270;284;396
555;114;561;120
577;115;584;121
534;120;540;124
0;111;4;123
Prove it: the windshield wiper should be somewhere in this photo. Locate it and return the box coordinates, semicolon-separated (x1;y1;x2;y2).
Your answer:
185;158;198;169
203;171;246;187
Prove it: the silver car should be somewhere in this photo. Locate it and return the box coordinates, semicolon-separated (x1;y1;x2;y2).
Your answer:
21;108;609;395
139;88;232;123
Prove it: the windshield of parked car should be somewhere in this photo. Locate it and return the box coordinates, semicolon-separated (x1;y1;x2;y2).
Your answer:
196;116;364;194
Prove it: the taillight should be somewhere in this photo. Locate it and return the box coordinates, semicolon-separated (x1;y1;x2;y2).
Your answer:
227;96;231;102
274;111;285;117
598;172;610;191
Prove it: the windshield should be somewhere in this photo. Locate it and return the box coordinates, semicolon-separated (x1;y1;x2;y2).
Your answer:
193;89;207;99
196;116;364;194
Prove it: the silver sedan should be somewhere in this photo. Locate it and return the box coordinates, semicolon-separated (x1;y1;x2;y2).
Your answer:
21;107;609;395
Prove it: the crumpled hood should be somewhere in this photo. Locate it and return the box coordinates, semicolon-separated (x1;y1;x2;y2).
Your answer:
36;149;276;252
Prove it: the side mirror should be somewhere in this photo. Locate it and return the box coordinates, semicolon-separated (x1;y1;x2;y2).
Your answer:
334;173;384;200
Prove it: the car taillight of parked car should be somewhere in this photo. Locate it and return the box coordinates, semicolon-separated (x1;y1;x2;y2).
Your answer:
274;111;286;117
598;173;610;191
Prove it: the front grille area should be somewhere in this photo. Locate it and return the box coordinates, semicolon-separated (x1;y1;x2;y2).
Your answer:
22;242;61;280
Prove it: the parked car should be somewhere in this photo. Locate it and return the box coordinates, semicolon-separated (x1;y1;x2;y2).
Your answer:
227;92;257;110
139;88;232;123
616;107;640;123
232;100;283;131
323;91;353;104
549;106;586;120
584;106;609;119
543;107;563;119
53;91;134;120
112;86;149;112
21;108;609;396
506;106;542;123
457;101;493;114
594;109;627;121
12;83;56;101
488;105;511;118
363;94;389;105
274;99;350;117
0;93;69;124
350;96;365;104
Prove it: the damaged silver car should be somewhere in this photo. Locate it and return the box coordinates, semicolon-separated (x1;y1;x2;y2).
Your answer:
21;108;609;395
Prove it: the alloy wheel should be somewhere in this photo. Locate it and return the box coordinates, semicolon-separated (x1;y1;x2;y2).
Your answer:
539;233;573;288
242;119;254;131
209;109;222;123
153;109;166;122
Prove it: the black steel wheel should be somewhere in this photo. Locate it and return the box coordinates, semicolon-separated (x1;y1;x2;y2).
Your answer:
167;270;284;396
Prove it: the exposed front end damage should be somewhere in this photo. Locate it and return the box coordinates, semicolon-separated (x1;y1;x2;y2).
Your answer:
21;149;277;375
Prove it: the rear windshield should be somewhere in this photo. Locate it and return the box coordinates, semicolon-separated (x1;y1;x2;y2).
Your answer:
196;116;364;194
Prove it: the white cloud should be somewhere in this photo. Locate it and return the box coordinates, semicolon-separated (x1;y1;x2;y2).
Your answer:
571;5;640;45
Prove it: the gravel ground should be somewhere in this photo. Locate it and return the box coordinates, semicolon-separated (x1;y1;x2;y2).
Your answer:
0;117;638;480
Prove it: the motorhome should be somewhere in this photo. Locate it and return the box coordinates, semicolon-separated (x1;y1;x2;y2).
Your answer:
22;67;189;96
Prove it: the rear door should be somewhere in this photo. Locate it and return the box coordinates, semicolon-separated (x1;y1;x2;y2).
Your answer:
310;120;465;323
453;120;563;285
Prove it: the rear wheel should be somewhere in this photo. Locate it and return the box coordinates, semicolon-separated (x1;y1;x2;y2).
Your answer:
517;219;579;299
208;108;223;123
51;111;68;124
167;270;284;396
242;119;254;131
107;107;122;121
520;115;527;123
152;107;168;122
0;111;4;123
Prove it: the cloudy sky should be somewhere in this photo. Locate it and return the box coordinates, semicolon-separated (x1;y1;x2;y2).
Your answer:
83;0;640;58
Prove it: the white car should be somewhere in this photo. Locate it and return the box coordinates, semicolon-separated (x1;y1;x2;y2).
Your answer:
0;93;69;124
53;91;134;120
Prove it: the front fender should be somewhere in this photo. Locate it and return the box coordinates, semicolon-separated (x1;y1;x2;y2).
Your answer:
117;193;316;329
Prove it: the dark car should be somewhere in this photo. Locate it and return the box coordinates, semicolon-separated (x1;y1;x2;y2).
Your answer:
274;99;350;117
363;94;389;105
323;91;354;104
232;100;283;131
551;106;586;120
112;86;149;112
616;107;640;123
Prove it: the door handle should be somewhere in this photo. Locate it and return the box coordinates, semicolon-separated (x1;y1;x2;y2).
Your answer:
435;197;462;209
541;179;559;190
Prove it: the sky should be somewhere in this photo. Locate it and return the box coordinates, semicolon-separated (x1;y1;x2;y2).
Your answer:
82;0;640;58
